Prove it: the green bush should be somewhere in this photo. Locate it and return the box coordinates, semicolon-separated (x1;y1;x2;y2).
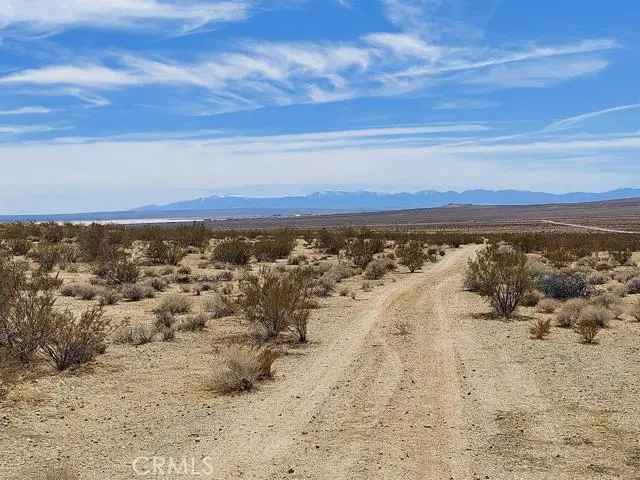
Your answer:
396;241;426;273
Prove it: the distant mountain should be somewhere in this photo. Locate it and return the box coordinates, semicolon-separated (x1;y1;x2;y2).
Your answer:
136;188;640;212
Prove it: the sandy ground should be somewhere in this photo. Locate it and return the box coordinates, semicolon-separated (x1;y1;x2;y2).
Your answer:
3;245;640;479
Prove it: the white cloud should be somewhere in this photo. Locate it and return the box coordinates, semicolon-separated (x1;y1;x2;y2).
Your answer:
545;103;640;131
0;124;61;134
0;0;252;34
0;65;139;88
0;106;52;115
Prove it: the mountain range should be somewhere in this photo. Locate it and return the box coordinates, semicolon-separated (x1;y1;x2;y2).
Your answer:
136;188;640;213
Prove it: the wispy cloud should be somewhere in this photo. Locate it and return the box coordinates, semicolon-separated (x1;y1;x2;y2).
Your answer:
0;106;52;115
0;124;62;135
0;36;619;114
0;0;253;35
545;103;640;131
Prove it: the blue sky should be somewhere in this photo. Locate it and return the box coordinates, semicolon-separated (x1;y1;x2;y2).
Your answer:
0;0;639;213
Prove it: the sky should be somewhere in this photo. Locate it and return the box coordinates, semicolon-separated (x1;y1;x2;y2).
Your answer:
0;0;639;214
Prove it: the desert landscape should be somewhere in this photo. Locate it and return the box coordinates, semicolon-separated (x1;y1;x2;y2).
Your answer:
1;220;639;479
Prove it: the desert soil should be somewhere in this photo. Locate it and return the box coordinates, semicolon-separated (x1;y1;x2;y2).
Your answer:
3;245;640;479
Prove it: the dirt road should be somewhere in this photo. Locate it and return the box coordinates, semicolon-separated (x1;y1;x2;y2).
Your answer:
176;244;638;480
542;220;640;234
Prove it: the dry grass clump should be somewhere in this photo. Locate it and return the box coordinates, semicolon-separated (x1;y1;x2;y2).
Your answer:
521;290;543;307
529;318;551;340
202;295;235;319
40;465;81;480
72;283;99;301
208;345;279;394
556;298;587;328
154;294;192;315
121;283;153;302
361;281;372;292
536;298;560;314
578;305;612;328
178;313;208;332
113;325;156;346
393;319;413;335
98;289;121;306
625;276;640;294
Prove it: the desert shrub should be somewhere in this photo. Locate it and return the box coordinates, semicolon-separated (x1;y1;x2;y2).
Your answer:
154;310;176;330
613;269;638;283
178;313;208;332
202;295;235;319
159;326;176;342
529;318;551;340
536;298;559;314
208;345;261;394
364;259;388;280
361;281;372;292
215;270;234;282
288;254;307;266
60;284;76;297
0;257;58;362
579;305;612;328
544;247;577;268
339;287;350;297
586;271;608;285
148;277;168;292
98;289;121;306
7;238;32;256
393;319;413;335
40;307;110;371
128;325;156;345
253;237;295;262
467;244;532;318
121;283;147;302
629;299;640;322
95;251;139;286
316;230;346;255
147;240;186;266
536;271;587;300
154;294;192;315
610;249;632;265
556;298;587;328
237;268;314;342
213;239;251;265
521;290;543;307
346;238;380;268
607;282;627;298
576;317;599;344
590;293;623;316
625;276;640;294
30;243;60;272
396;241;426;273
73;284;98;301
177;265;192;275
